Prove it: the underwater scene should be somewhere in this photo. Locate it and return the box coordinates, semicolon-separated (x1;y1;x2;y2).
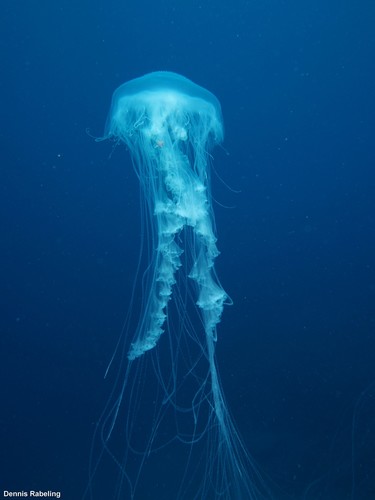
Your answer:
1;0;374;499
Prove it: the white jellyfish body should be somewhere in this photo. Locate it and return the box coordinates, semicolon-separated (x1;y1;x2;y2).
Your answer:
86;72;270;500
105;72;226;359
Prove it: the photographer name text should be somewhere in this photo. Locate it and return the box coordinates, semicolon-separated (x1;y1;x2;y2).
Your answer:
3;492;61;499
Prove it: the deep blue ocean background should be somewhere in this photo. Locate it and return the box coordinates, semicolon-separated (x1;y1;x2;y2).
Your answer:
1;1;375;499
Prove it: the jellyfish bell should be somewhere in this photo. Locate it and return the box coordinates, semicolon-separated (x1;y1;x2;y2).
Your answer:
105;71;224;147
86;71;270;499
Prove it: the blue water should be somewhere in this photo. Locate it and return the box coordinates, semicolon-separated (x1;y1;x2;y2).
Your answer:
1;0;375;498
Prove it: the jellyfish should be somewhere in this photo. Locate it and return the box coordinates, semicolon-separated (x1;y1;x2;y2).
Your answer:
85;72;270;499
